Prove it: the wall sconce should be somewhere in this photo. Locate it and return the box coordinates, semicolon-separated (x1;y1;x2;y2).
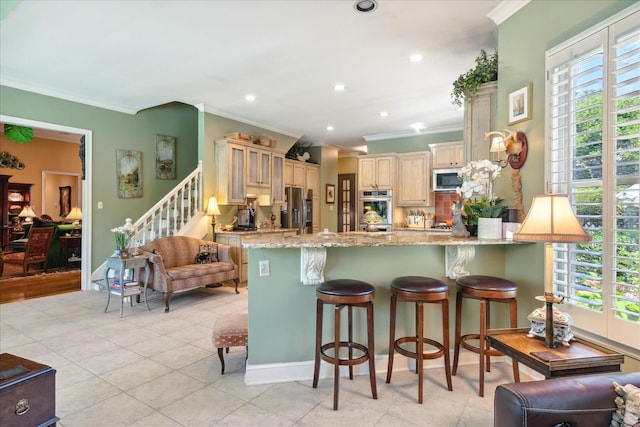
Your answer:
485;130;528;169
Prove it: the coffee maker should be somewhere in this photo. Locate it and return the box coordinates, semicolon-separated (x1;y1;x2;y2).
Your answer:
236;196;257;230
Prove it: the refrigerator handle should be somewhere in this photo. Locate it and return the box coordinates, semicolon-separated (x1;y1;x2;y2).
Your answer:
301;198;307;234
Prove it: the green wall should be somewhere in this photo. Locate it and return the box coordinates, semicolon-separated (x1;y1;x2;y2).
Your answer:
367;130;463;154
0;86;199;268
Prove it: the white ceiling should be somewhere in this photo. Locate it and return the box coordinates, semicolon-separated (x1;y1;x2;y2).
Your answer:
0;1;524;151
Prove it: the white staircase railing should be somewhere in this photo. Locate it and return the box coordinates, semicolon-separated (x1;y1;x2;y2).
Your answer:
132;160;203;245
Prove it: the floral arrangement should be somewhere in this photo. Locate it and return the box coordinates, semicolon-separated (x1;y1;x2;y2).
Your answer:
111;218;135;250
456;159;505;224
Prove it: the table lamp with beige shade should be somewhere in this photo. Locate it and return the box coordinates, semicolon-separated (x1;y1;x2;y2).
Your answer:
513;194;592;348
66;207;83;235
206;196;221;238
18;206;36;224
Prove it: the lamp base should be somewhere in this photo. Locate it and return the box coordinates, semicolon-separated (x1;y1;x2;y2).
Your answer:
527;294;573;348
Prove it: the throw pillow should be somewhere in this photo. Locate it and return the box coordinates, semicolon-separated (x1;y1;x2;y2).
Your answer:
194;244;218;264
611;381;640;427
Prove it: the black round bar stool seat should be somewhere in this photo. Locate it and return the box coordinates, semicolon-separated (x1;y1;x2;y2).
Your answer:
386;276;452;404
452;275;520;397
312;279;377;410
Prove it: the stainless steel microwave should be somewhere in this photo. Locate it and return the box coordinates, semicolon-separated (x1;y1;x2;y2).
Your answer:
433;168;461;192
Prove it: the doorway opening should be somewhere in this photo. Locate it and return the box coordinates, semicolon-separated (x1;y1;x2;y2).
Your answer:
1;114;92;292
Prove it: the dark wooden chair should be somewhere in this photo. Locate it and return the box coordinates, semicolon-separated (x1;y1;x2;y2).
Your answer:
2;226;55;276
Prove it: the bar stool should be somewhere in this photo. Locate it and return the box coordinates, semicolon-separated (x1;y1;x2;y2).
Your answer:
452;275;520;397
386;276;452;404
312;279;377;410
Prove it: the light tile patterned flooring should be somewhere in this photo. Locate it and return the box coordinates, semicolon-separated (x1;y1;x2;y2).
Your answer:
0;285;528;426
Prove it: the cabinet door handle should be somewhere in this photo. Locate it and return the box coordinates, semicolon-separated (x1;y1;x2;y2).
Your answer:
15;398;30;416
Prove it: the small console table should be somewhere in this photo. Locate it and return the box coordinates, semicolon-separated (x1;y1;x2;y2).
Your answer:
488;328;623;379
103;255;150;317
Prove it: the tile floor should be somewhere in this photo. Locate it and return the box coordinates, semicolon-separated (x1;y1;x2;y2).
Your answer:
0;285;529;426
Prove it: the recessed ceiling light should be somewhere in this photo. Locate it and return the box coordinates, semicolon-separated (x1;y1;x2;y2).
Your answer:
354;0;377;13
326;125;334;131
380;111;388;117
333;84;345;92
410;122;425;132
409;53;423;63
245;94;255;102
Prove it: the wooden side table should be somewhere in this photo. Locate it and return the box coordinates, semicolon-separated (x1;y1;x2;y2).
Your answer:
488;328;623;379
103;255;150;317
59;235;82;269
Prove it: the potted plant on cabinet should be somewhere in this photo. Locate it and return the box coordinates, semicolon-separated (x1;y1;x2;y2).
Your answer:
450;49;498;107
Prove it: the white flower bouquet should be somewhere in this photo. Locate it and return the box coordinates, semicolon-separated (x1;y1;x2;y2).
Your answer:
456;160;505;223
111;218;135;250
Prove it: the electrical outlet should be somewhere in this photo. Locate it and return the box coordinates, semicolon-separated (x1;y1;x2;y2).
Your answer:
259;260;270;277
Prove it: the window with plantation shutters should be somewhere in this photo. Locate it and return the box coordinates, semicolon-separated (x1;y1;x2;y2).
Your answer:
546;8;639;349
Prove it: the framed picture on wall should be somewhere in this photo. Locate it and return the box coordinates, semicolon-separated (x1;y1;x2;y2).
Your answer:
326;184;335;204
155;134;176;179
116;149;143;198
59;186;71;217
508;83;532;125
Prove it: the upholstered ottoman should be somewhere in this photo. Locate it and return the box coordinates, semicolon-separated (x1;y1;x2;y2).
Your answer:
212;313;248;374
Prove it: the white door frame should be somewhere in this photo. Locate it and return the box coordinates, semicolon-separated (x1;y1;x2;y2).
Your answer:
1;114;92;290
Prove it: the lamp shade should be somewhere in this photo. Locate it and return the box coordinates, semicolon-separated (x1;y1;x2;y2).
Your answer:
206;196;221;216
513;194;591;243
489;138;506;153
66;207;83;221
18;206;36;219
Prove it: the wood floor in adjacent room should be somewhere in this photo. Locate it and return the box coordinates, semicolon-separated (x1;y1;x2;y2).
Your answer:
0;263;81;304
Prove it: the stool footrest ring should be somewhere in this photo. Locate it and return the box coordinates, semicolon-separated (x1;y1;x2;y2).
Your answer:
320;341;370;367
460;334;503;357
394;336;445;360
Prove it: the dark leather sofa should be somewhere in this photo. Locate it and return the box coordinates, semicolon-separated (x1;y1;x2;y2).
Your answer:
494;371;640;427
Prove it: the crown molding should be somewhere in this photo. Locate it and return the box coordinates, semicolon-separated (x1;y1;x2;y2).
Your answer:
487;0;530;26
363;123;463;142
201;103;303;140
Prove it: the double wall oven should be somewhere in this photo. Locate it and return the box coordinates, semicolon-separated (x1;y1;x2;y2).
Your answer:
358;189;392;231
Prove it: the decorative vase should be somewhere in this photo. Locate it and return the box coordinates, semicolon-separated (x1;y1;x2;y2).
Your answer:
114;249;130;259
466;224;478;237
477;217;503;239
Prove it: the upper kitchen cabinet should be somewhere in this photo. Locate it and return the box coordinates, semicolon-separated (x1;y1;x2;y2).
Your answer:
397;152;433;206
215;139;246;205
284;159;306;188
431;141;464;169
464;82;496;164
272;153;285;204
247;146;271;188
358;155;396;190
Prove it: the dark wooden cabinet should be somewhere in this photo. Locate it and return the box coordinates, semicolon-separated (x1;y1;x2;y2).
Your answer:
1;176;32;248
0;353;58;427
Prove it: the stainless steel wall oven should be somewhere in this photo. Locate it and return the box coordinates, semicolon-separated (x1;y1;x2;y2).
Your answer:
358;189;392;231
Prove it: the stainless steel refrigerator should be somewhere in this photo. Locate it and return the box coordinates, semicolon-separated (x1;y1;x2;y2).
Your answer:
281;187;312;234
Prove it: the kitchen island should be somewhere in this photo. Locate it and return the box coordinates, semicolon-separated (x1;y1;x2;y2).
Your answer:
241;231;527;385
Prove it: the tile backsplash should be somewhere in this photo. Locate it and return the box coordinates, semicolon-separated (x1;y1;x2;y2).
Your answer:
434;192;459;223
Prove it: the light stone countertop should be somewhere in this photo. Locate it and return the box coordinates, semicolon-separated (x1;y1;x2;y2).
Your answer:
241;231;522;249
216;228;298;235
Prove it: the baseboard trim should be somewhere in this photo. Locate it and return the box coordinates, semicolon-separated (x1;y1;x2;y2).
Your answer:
245;350;507;385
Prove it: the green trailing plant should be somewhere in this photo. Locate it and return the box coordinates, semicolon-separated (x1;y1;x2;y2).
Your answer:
451;49;498;107
3;124;34;143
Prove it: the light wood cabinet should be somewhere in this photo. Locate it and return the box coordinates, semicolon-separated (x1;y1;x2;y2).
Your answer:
397;152;433;206
464;81;496;164
247;146;271;188
431;141;464;169
358;155;395;190
215;140;246;205
283;160;306;187
272;153;285;204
